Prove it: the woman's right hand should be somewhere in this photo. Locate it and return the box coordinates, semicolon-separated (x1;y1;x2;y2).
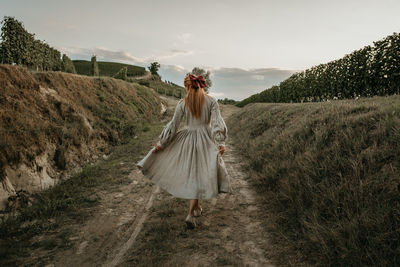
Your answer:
218;145;225;156
152;143;163;153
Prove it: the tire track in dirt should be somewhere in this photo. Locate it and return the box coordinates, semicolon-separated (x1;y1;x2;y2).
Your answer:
47;101;276;266
47;167;159;267
119;103;276;266
103;185;160;267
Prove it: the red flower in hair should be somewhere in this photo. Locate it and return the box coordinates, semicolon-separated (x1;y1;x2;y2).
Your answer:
189;74;206;89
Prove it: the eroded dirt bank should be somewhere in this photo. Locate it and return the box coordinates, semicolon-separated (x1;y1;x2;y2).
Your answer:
0;65;162;210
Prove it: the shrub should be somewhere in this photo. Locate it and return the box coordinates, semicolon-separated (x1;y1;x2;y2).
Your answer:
91;55;99;76
114;66;127;81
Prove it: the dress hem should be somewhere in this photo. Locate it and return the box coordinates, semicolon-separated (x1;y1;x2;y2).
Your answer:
137;164;232;200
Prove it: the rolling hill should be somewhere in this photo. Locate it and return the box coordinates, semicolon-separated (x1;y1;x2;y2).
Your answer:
73;60;146;77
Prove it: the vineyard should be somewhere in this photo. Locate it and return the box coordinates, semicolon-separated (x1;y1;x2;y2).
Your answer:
237;32;400;107
146;79;186;99
0;16;75;73
73;60;146;78
0;16;184;101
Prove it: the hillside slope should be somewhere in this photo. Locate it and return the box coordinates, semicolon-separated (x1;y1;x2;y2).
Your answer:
0;65;162;210
73;60;146;77
226;96;400;266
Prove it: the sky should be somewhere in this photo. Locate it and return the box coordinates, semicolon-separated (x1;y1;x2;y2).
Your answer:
1;0;399;100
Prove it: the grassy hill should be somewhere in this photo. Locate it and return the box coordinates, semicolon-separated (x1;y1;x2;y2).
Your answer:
73;60;146;77
0;64;162;209
0;64;172;264
226;96;400;266
72;59;186;99
147;79;186;98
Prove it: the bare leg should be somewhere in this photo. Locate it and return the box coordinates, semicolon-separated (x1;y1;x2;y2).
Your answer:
195;200;201;211
188;199;198;216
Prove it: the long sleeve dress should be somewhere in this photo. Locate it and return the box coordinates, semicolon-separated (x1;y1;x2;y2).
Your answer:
136;94;232;199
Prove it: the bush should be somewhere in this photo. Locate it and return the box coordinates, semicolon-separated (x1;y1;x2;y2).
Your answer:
61;54;76;74
91;55;99;76
138;80;150;87
218;98;237;105
114;66;127;81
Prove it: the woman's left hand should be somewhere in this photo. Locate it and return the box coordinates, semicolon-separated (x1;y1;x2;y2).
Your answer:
152;143;163;153
218;145;225;156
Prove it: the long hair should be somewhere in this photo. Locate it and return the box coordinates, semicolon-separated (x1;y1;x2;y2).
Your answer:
184;74;206;119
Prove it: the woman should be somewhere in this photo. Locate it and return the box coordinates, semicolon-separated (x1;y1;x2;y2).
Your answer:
137;74;232;228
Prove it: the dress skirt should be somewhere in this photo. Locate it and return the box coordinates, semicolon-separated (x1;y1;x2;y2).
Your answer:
137;95;232;200
137;124;231;199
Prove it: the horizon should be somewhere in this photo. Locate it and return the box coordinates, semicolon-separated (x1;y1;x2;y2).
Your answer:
1;0;399;100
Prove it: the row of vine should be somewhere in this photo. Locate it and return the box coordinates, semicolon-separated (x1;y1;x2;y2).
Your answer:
237;32;400;106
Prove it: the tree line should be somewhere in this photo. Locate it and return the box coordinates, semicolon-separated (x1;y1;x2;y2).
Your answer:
0;16;76;73
237;32;400;107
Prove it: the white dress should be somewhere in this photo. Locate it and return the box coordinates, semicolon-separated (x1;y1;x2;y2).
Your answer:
136;95;232;199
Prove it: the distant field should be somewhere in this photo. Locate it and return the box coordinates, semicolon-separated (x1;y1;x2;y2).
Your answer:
73;60;146;77
147;79;186;99
226;95;400;266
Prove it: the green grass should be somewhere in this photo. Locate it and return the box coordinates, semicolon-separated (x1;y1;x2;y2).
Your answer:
0;121;164;266
226;95;400;266
147;79;186;99
72;60;146;77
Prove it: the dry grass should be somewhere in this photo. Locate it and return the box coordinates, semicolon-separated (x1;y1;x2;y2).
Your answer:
226;95;400;266
0;64;162;180
0;122;165;266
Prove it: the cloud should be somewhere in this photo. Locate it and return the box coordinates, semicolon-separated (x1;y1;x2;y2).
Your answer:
57;46;298;101
58;46;193;65
251;75;264;81
208;92;225;98
159;66;299;101
156;49;194;60
58;46;146;64
177;33;193;44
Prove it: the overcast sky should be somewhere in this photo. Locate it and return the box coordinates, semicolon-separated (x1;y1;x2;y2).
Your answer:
1;0;399;100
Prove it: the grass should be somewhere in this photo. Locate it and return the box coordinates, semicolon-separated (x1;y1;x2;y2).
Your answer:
122;195;188;266
226;95;400;266
72;60;146;77
0;64;162;180
147;79;186;99
0;121;165;266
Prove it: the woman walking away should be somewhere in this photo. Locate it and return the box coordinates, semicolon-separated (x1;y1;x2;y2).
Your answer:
137;74;232;229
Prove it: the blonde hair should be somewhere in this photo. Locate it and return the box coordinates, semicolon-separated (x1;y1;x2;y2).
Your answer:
184;74;206;119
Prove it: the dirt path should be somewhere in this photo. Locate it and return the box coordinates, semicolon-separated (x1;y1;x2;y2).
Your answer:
46;102;275;267
129;71;152;80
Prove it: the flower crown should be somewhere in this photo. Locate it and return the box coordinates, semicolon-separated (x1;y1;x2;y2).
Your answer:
188;74;206;89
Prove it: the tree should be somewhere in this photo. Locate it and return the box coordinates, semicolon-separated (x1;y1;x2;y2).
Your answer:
188;67;212;93
114;66;127;81
0;16;62;70
148;62;160;76
0;16;34;66
61;54;76;74
91;55;99;76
